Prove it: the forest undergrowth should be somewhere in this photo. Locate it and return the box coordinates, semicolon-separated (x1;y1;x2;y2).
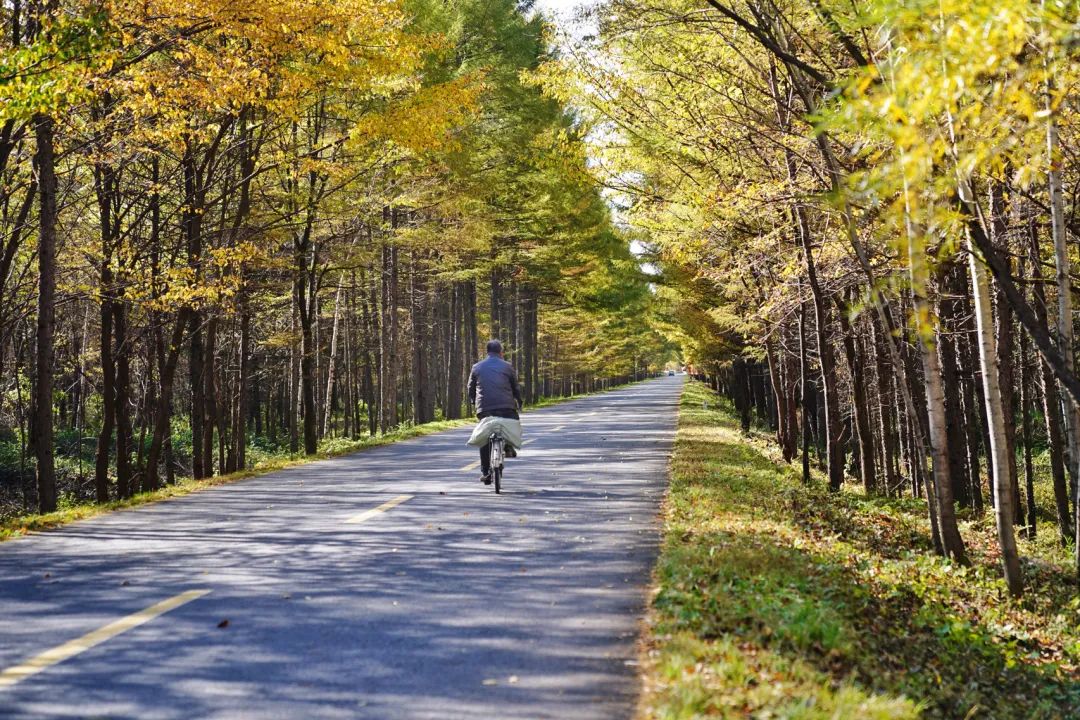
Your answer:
640;381;1080;719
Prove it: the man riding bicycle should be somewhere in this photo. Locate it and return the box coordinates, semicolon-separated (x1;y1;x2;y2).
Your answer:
467;340;522;485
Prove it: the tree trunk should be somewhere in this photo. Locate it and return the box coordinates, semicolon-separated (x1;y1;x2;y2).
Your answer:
445;283;464;419
289;283;300;452
1029;221;1073;545
1018;261;1037;538
798;290;811;485
299;264;318;455
379;238;399;432
234;307;250;472
835;294;876;492
938;263;971;508
202;316;217;474
145;313;187;492
323;282;343;436
33;112;57;513
94;260;115;502
410;255;433;425
782;137;843;489
990;182;1022;525
113;298;133;497
766;336;795;462
184;146;206;480
1046;106;1080;573
870;315;899;495
968;231;1024;597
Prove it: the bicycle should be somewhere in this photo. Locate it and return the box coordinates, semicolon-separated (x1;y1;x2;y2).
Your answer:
489;431;505;494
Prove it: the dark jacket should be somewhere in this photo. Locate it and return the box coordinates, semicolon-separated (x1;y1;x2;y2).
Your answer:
468;354;522;415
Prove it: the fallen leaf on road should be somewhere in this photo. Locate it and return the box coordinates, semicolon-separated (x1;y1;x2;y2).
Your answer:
217;619;230;628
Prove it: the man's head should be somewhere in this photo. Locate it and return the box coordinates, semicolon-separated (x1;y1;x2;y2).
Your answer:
486;339;504;357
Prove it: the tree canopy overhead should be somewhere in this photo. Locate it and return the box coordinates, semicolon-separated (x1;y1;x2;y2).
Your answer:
535;0;1080;599
0;0;673;520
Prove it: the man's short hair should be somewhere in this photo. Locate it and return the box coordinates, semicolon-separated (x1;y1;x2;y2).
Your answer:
487;339;503;355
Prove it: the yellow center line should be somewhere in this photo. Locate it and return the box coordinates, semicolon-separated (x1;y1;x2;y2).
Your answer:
550;425;564;432
345;494;414;524
460;460;481;472
523;439;535;445
0;589;211;691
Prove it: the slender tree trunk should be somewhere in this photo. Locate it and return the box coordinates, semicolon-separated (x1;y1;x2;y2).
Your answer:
33;112;57;513
956;271;985;513
1019;260;1037;538
1030;221;1074;545
202;317;217;474
798;290;811;485
145;312;187;492
490;254;501;342
1046;105;1080;572
380;238;399;432
445;283;464;419
835;295;876;492
94;266;115;502
299;262;318;455
938;263;971;508
289;283;300;453
968;231;1024;596
779;128;843;490
870;315;899;495
410;255;433;425
990;182;1022;525
235;307;250;471
324;282;343;436
766;336;795;462
363;264;380;437
113;298;133;497
184;147;206;480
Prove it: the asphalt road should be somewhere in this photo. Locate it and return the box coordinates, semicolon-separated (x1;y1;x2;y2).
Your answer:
0;375;684;719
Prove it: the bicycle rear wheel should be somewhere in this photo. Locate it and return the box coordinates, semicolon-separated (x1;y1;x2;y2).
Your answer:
490;435;504;494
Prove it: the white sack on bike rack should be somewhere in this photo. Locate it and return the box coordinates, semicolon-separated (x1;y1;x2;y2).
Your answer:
467;416;523;450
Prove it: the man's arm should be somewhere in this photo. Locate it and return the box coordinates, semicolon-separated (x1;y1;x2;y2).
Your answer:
510;366;523;408
467;367;477;406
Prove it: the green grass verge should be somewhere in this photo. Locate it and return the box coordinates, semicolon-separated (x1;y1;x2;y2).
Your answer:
640;380;1080;720
0;377;653;542
0;419;470;542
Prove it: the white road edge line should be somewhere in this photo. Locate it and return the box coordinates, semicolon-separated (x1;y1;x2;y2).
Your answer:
0;589;211;690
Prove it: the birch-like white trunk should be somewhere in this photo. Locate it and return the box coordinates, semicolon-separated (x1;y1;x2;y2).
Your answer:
323;283;344;437
1047;108;1080;569
967;229;1024;597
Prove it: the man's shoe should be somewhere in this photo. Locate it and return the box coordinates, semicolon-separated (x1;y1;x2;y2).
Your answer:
505;446;518;458
480;473;493;485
